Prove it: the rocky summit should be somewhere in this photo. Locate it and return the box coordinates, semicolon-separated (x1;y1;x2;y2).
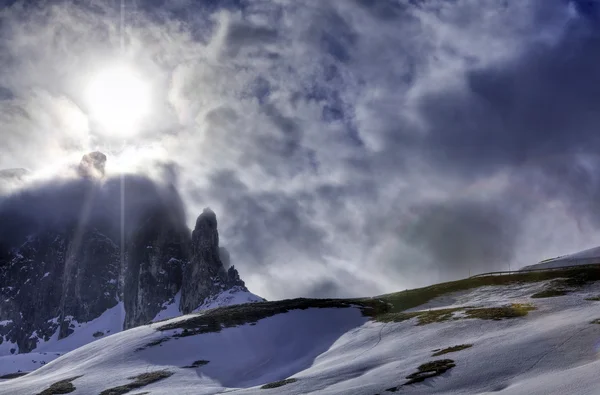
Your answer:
0;153;262;356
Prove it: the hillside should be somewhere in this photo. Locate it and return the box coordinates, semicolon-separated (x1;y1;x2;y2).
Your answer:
522;246;600;271
0;159;264;375
4;267;600;394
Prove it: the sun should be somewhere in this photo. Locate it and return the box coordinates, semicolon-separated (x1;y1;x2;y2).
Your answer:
85;64;150;137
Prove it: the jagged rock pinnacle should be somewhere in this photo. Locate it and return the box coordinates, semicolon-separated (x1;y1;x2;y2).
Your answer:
192;207;219;254
78;151;107;178
180;208;247;314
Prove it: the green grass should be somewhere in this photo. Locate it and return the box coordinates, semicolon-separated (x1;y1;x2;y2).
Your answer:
375;303;533;325
586;296;600;301
99;371;173;395
36;376;82;395
261;378;298;389
153;267;599;338
372;267;600;315
135;337;170;351
531;289;568;298
404;359;456;386
385;359;457;391
432;344;473;356
464;303;535;320
157;298;388;336
590;319;600;324
375;307;467;325
529;275;591;299
0;372;29;379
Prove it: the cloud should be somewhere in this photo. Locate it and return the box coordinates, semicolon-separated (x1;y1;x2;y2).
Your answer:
0;172;187;247
2;0;600;299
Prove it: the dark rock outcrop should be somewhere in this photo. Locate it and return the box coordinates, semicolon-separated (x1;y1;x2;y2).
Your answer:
59;229;120;338
0;231;68;352
123;211;188;329
0;157;255;354
180;208;247;314
0;226;123;351
78;151;107;178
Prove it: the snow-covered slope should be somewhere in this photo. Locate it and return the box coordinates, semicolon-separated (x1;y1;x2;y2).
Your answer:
0;287;263;378
153;287;264;322
6;273;600;394
522;245;600;270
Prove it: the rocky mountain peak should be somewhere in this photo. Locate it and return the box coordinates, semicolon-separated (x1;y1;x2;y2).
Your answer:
180;208;248;314
192;207;217;247
78;151;107;178
0;167;260;355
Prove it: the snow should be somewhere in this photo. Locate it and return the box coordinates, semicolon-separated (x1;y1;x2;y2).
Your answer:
0;303;125;376
192;286;264;312
34;302;126;354
0;337;18;357
41;272;49;279
0;287;262;379
152;292;182;322
6;280;600;393
522;245;600;270
153;288;264;322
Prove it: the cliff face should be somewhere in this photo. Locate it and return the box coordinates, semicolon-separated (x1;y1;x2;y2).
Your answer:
123;210;188;329
180;208;247;314
0;155;260;354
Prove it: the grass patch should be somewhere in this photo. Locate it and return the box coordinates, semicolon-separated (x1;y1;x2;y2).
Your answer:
586;296;600;301
590;319;600;324
99;370;173;395
464;303;535;320
552;275;590;288
531;289;568;298
432;344;473;356
153;267;598;337
182;360;209;368
404;359;456;386
92;331;104;338
135;337;170;351
372;266;600;316
0;372;29;379
376;307;466;325
158;298;387;336
36;376;82;395
261;378;298;389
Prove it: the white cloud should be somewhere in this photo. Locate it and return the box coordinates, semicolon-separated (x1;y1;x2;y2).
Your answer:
0;0;595;299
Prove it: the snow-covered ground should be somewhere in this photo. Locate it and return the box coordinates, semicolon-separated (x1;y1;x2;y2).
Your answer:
0;288;263;378
522;245;600;270
5;279;600;394
154;288;264;322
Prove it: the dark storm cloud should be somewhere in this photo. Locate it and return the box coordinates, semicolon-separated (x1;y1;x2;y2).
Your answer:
413;19;600;229
0;172;187;248
222;23;278;58
419;31;600;174
201;170;329;270
4;0;600;299
405;200;520;275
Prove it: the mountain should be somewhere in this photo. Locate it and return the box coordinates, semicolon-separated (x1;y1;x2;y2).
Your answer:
2;266;600;394
0;153;262;367
521;245;600;271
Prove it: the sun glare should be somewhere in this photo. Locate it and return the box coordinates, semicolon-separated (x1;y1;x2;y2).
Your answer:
86;64;150;137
